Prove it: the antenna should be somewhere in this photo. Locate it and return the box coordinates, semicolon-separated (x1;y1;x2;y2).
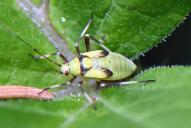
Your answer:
0;22;61;67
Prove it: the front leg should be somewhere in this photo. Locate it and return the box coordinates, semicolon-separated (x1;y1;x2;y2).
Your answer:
89;35;111;52
29;50;68;62
38;76;77;95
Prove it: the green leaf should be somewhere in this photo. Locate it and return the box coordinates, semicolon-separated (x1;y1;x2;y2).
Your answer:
0;0;191;128
49;0;191;57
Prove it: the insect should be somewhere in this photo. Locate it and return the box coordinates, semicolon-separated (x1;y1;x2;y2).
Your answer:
0;13;154;104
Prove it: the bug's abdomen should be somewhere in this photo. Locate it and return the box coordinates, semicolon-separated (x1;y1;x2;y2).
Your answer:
96;52;137;80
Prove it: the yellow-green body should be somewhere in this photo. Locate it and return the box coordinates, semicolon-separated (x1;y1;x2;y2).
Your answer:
66;50;137;81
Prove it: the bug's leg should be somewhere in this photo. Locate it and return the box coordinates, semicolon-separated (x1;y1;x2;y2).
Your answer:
78;80;97;110
28;48;62;66
89;35;111;52
78;81;94;104
84;34;90;52
38;82;70;95
29;49;68;62
74;12;93;55
38;76;76;95
100;80;155;87
56;49;69;62
94;81;101;97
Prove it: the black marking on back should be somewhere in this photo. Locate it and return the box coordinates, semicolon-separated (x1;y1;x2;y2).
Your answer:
100;50;109;57
101;67;113;77
79;55;91;76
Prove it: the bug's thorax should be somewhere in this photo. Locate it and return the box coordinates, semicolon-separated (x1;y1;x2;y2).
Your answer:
67;57;81;75
68;55;93;76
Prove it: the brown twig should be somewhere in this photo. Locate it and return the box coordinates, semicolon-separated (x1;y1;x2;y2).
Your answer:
0;85;54;100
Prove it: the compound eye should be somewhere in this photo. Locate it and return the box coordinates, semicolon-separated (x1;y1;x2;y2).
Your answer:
64;70;69;75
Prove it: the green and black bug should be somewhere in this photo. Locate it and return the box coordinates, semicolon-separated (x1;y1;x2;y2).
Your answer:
0;13;154;104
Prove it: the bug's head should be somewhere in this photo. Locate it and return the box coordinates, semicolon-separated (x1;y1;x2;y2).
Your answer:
60;63;70;76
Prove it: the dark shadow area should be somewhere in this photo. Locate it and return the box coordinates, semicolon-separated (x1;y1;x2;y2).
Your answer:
139;13;191;68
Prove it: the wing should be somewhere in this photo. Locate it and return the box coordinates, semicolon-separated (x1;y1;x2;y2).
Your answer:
84;68;113;79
